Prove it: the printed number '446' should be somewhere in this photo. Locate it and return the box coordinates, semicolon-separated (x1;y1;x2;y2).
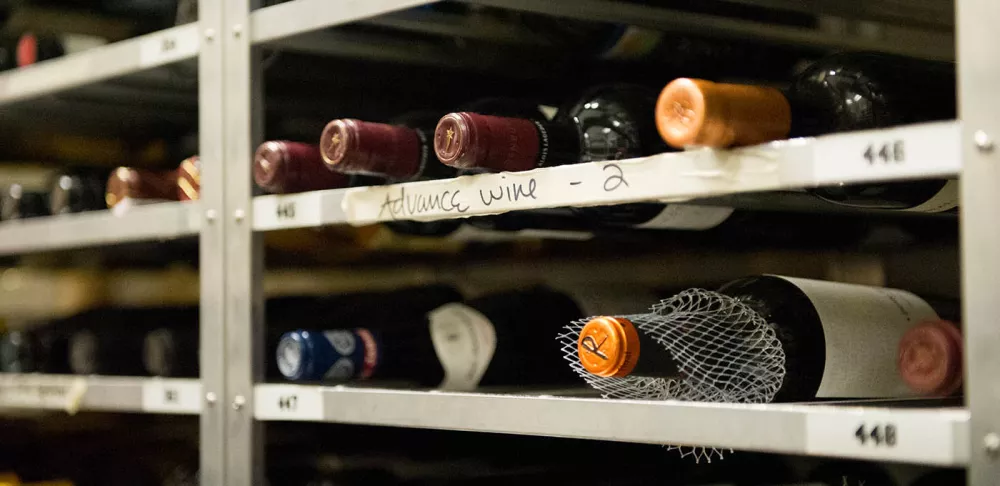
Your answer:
855;423;897;447
863;140;905;165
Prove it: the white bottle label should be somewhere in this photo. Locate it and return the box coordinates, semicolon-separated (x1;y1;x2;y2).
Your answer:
428;303;497;391
635;205;734;230
903;179;959;213
777;276;939;397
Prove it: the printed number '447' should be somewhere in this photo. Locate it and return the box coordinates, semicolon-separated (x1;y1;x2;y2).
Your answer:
855;423;897;447
863;140;905;165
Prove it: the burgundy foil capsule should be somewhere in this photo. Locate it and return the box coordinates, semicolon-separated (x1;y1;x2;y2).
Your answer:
320;119;424;180
105;167;179;208
434;112;540;172
177;156;200;201
254;141;349;194
898;319;964;397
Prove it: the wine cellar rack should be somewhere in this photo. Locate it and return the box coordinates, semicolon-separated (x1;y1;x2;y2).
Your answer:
0;0;993;484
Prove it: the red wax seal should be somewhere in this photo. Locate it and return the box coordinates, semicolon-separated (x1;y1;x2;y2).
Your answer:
16;33;37;67
254;141;349;194
898;319;963;397
320;119;423;180
434;112;540;172
105;167;179;208
177;156;200;201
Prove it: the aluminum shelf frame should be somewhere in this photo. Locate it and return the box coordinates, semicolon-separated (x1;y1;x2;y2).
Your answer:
254;384;970;467
252;121;960;231
0;374;201;415
0;202;202;256
0;23;200;106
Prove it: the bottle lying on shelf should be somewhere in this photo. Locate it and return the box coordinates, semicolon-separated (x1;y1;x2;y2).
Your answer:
434;85;666;172
143;325;198;378
67;307;198;376
253;141;350;194
0;324;71;374
319;99;546;181
897;319;963;397
277;288;582;389
573;276;954;401
176;156;200;201
655;52;957;212
105;167;180;210
1;183;49;220
48;169;110;215
15;32;107;67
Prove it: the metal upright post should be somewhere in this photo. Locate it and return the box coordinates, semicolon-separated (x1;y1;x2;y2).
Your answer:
223;0;266;484
197;0;228;484
957;0;1000;484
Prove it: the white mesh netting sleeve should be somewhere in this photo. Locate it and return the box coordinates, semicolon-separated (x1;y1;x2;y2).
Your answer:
556;288;787;462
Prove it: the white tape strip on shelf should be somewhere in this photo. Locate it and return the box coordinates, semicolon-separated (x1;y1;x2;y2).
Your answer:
141;380;202;413
0;375;88;414
254;384;325;421
811;121;961;184
341;149;786;225
805;408;960;466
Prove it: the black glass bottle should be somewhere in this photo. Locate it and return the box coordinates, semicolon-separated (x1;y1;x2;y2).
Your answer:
49;171;109;215
1;184;49;220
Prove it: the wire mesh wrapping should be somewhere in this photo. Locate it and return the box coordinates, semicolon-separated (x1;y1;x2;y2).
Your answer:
557;288;787;462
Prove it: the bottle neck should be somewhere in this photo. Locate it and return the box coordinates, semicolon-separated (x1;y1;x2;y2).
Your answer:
532;120;584;168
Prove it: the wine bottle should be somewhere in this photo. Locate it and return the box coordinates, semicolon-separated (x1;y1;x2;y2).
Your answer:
176;156;200;201
320;100;545;181
143;326;198;378
897;319;963;397
67;307;197;376
435;85;666;172
105;167;179;209
15;32;106;67
0;36;16;71
48;170;108;215
655;53;957;212
253;141;350;194
577;276;943;401
1;183;49;220
277;288;582;389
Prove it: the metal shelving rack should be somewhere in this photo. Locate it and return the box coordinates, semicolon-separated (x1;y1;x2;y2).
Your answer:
0;0;995;484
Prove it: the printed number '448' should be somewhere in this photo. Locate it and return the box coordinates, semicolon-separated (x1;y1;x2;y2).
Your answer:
855;423;897;447
863;140;905;165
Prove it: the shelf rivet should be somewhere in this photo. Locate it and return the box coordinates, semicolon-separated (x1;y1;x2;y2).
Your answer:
233;24;243;37
232;395;247;410
204;29;216;41
234;209;246;222
205;209;217;223
974;130;994;152
984;433;1000;455
205;392;217;405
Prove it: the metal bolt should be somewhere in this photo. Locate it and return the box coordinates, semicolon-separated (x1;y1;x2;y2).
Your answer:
204;29;216;41
205;209;217;223
984;433;1000;455
234;209;245;222
233;24;243;37
205;392;217;405
232;395;246;410
975;130;995;153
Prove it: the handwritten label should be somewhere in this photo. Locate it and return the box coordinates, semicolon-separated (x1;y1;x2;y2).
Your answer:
806;409;959;465
0;376;88;413
139;28;199;67
254;385;324;421
141;380;201;414
813;121;960;184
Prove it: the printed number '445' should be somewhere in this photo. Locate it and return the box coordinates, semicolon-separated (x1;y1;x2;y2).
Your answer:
863;141;905;165
855;423;897;447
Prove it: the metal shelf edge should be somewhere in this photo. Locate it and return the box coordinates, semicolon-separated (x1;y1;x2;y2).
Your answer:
253;384;969;466
251;121;961;231
250;0;440;44
0;201;202;256
0;23;200;105
0;374;202;414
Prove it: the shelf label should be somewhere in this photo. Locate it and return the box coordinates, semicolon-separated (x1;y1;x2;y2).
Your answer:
141;380;201;413
0;376;88;414
805;410;958;465
254;385;324;421
254;193;325;230
812;122;960;184
140;30;199;67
